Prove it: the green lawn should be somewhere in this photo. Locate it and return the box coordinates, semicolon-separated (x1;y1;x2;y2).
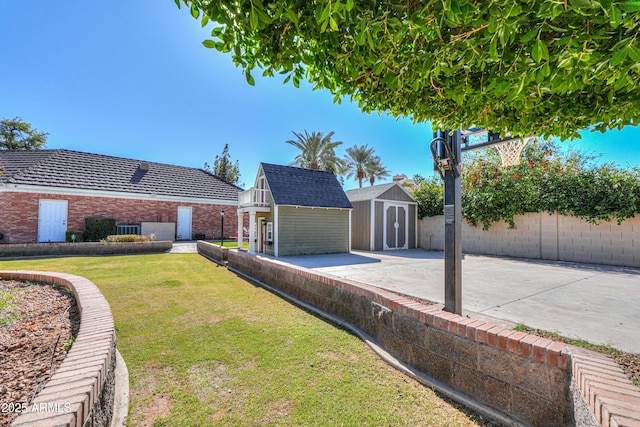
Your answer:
0;254;487;426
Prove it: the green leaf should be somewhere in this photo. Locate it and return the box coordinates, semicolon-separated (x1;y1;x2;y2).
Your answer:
250;7;259;29
190;3;200;19
609;48;628;66
329;16;338;31
531;39;549;63
619;1;640;12
520;28;539;43
628;45;640;62
610;5;623;27
346;0;355;12
245;70;255;86
569;0;601;8
319;2;331;23
202;39;217;49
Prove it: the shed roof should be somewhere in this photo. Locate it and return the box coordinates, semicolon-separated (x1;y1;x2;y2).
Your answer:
345;182;414;202
0;149;241;201
260;163;352;209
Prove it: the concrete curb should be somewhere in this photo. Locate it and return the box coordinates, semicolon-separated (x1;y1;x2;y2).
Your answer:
110;350;129;427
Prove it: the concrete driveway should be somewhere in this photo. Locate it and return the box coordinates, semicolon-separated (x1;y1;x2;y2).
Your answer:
276;249;640;354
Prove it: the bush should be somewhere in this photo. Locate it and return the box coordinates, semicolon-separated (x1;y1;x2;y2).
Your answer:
415;140;640;229
65;230;84;242
103;234;152;242
410;175;444;218
84;217;116;242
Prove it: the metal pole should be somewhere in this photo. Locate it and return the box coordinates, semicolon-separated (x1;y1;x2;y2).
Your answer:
220;210;224;246
443;130;462;314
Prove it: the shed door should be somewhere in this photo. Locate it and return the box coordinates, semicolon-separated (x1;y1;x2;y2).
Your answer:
176;207;192;240
38;200;68;242
383;203;408;250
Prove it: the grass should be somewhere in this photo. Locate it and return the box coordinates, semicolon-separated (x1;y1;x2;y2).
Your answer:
0;289;19;326
207;240;249;250
0;254;488;426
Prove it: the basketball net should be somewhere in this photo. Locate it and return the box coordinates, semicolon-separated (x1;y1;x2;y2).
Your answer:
495;136;535;168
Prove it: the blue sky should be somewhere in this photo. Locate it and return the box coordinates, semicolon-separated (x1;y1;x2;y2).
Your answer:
2;1;639;190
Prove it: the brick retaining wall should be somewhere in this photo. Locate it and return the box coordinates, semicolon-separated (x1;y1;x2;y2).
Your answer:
224;249;572;425
0;241;173;258
199;243;640;426
1;271;117;427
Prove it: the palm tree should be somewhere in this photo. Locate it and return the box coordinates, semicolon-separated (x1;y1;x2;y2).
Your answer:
344;144;375;188
285;130;345;173
365;155;390;186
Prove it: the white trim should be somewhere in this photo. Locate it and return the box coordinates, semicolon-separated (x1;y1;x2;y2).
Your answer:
382;202;409;250
372;197;417;205
275;204;352;211
0;183;238;206
370;199;376;251
273;206;279;257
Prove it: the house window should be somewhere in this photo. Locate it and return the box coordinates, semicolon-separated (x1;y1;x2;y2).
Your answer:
266;222;273;242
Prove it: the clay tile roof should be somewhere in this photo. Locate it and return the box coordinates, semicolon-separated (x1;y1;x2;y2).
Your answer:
260;163;352;209
0;149;242;201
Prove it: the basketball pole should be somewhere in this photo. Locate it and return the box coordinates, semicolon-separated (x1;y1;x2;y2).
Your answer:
431;129;463;314
431;128;534;315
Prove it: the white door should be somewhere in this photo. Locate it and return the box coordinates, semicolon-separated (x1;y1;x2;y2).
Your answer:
176;207;192;240
38;200;68;242
383;203;408;250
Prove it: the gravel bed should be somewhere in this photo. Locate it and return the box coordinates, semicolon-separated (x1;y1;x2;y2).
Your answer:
0;280;79;426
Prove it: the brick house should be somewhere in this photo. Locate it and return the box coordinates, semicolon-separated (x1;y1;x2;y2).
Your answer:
0;149;243;243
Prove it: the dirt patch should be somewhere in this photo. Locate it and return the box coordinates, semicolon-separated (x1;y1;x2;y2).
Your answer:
0;279;79;426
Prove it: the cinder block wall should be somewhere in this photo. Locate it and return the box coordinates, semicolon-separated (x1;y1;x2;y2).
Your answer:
225;250;574;426
0;191;239;243
419;213;640;268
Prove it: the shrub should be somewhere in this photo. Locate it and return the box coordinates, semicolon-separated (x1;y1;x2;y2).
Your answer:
84;217;116;242
415;140;640;229
103;234;152;243
65;230;84;243
410;175;444;218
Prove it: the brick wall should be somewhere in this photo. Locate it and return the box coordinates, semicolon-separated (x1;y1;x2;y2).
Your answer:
0;191;242;243
419;212;640;268
222;248;575;426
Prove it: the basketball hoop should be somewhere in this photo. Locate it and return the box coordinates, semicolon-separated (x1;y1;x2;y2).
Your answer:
495;136;535;168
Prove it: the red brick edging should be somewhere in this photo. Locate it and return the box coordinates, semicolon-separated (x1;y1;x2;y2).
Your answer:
1;270;116;427
569;346;640;427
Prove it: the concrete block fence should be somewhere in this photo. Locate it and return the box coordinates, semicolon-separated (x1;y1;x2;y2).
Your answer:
1;271;117;427
419;213;640;268
197;241;640;426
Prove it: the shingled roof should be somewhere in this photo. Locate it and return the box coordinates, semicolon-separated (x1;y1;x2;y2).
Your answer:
345;182;414;202
0;149;241;201
260;163;352;209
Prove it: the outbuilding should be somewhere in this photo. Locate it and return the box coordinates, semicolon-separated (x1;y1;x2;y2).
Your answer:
346;182;418;251
237;163;352;256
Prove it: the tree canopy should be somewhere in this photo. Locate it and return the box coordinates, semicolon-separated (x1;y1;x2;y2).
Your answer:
178;0;639;140
0;117;48;150
286;130;345;172
204;143;241;185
